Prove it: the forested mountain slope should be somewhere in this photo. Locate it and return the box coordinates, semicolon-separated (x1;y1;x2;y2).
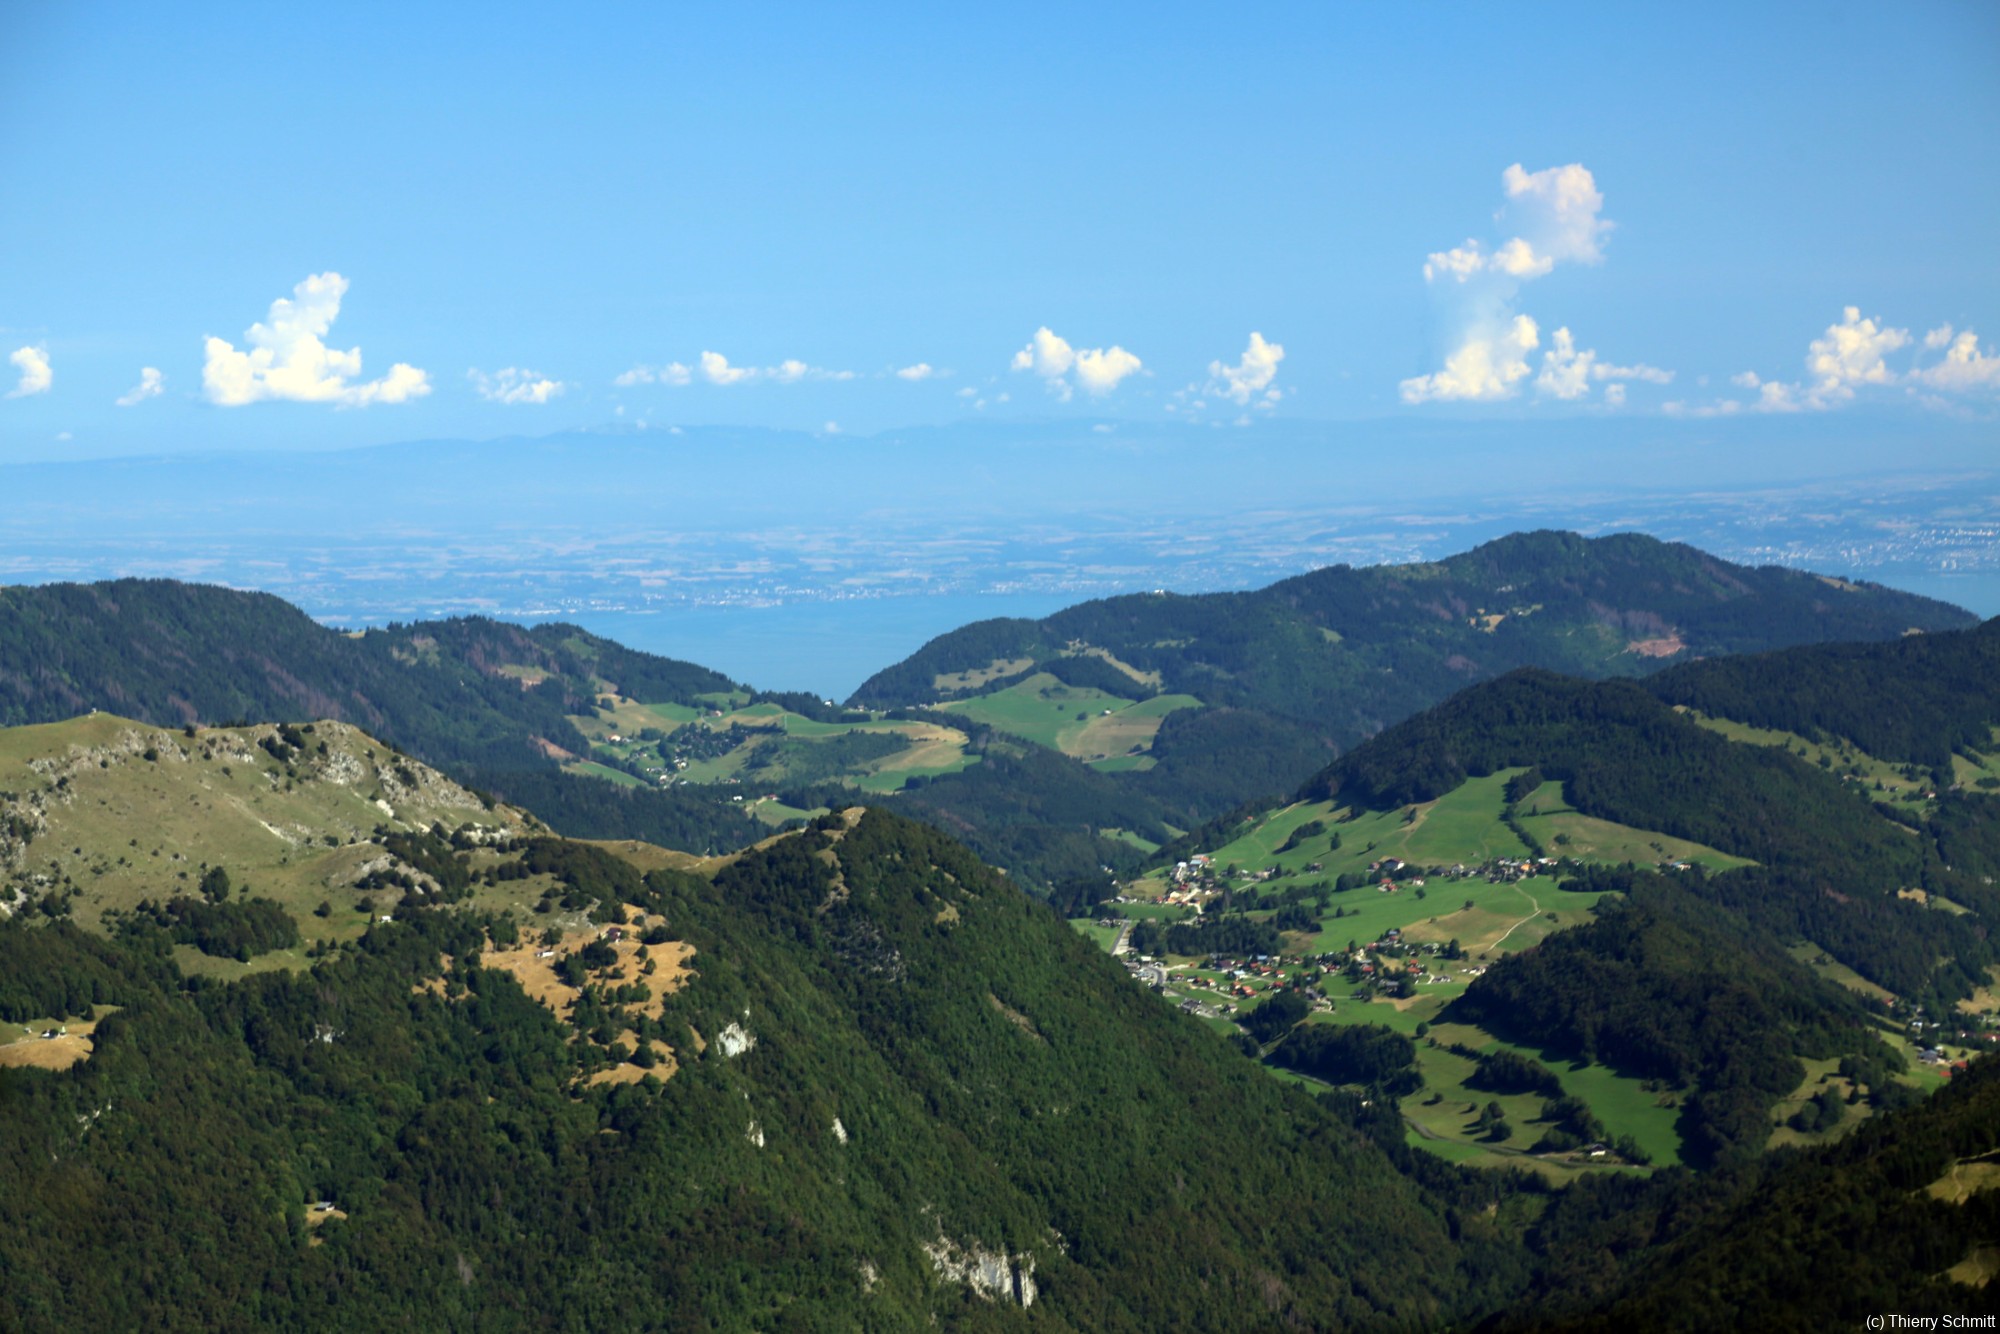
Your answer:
2;697;1996;1325
1275;616;2000;1164
855;530;1969;741
846;531;1972;863
0;734;1510;1329
1513;1056;2000;1327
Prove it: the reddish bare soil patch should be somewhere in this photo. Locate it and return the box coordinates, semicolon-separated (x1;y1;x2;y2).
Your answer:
1624;634;1686;658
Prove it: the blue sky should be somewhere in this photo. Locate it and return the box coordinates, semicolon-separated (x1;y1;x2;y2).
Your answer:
2;1;1997;459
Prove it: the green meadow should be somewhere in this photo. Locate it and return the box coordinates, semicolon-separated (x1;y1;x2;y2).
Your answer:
572;694;980;794
941;673;1200;761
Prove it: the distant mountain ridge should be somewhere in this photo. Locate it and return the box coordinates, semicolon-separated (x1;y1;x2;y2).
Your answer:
0;532;1974;890
842;531;1973;880
855;530;1972;730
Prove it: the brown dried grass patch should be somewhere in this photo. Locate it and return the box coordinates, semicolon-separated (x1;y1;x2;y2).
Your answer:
0;1033;93;1071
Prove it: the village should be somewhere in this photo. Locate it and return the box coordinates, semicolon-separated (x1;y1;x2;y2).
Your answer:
1094;850;1574;1030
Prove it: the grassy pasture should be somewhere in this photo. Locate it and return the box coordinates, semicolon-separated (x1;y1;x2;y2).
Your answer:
1188;769;1742;916
1100;827;1161;853
942;673;1137;750
578;696;978;793
1396;878;1608;957
0;1005;115;1071
1310;1002;1685;1168
1068;693;1201;761
0;715;526;943
1205;774;1531;883
1068;919;1123;952
0;715;690;979
1395;1030;1680;1172
1766;1057;1872;1150
1927;1151;2000;1205
1513;780;1751;870
1120;900;1194;923
1069;646;1161;688
1789;941;1899;1004
747;797;825;826
941;674;1200;760
564;759;645;788
1684;710;1940;814
933;657;1037;694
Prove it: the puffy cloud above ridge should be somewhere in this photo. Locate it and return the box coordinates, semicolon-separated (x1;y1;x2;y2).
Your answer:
1402;314;1540;404
7;345;51;398
469;367;565;405
1404;164;1660;408
1674;307;1999;416
1207;332;1285;406
1011;326;1142;400
202;273;428;408
115;367;164;406
614;352;851;387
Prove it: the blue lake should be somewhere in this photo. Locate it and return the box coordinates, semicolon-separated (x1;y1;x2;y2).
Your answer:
519;592;1092;700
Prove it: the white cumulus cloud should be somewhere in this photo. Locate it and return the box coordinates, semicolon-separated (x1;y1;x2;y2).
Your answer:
1500;162;1612;269
7;345;51;398
1529;330;1674;403
1421;163;1610;285
1594;360;1674;385
1407;164;1650;407
1401;314;1540;403
624;351;853;387
1012;326;1075;378
469;367;566;405
202;272;429;407
1011;326;1141;399
895;363;937;381
700;351;756;386
1804;306;1909;404
1207;332;1285;405
1912;327;2000;393
1708;307;1961;415
615;361;693;387
115;367;165;406
1073;345;1143;395
1534;327;1594;400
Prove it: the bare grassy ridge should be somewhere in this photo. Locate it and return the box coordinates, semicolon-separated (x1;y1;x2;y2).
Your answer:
0;714;535;937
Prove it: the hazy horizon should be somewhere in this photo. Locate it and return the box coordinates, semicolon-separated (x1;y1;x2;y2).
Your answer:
5;2;1995;687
